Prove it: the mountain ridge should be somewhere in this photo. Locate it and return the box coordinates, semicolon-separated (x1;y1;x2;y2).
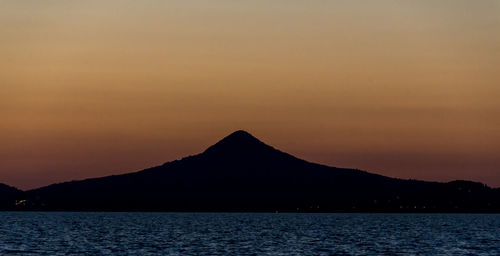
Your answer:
1;130;499;212
0;183;24;210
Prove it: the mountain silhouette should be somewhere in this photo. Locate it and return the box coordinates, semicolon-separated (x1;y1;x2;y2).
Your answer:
0;183;24;210
6;130;500;212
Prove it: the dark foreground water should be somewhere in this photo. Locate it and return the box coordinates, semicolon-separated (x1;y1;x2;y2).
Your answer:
0;212;499;255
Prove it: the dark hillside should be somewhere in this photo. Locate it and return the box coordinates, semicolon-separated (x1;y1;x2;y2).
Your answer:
24;131;500;212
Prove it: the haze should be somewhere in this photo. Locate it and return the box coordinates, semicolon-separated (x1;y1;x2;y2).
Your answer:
1;0;499;190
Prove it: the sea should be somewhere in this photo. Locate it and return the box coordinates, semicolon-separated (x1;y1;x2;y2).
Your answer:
0;212;499;255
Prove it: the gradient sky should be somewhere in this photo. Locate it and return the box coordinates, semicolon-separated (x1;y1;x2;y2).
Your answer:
1;0;499;190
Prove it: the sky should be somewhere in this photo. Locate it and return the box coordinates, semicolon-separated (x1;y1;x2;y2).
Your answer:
1;0;499;190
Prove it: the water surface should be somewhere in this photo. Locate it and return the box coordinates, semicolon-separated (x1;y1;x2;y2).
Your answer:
0;212;499;255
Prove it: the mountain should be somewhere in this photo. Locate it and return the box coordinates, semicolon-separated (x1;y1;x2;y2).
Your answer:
24;130;500;212
0;183;24;210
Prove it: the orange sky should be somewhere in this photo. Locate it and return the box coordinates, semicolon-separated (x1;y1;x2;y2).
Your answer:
1;1;499;190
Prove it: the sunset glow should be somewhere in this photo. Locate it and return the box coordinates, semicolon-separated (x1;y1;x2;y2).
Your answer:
1;0;499;189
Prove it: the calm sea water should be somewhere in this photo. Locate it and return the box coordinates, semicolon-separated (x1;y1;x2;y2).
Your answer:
0;212;499;255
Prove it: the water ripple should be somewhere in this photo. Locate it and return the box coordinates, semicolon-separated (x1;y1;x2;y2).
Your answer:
0;212;499;255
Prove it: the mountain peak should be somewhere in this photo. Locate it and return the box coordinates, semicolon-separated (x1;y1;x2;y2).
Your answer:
202;130;274;156
225;130;257;140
